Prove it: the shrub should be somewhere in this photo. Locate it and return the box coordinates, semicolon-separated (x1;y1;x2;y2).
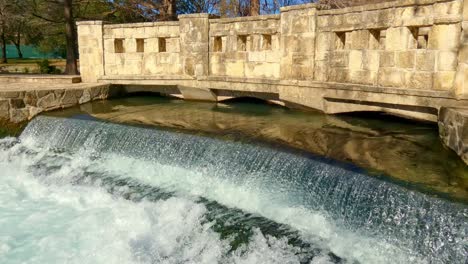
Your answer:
36;59;60;74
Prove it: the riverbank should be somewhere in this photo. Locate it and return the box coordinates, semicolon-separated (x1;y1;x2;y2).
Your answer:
0;80;110;123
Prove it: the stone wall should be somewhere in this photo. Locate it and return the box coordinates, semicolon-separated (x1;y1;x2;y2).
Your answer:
77;21;104;83
78;0;466;95
455;0;468;97
316;0;463;90
102;21;182;77
280;4;318;80
0;84;110;123
209;15;281;79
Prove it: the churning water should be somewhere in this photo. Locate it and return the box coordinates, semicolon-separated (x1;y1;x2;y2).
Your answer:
0;116;466;264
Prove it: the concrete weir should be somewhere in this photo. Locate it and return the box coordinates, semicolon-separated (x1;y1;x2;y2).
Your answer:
1;0;466;162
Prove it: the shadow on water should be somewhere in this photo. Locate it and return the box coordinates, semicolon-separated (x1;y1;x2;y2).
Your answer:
43;95;468;203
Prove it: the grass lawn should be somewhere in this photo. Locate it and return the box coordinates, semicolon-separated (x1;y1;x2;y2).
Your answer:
0;59;69;74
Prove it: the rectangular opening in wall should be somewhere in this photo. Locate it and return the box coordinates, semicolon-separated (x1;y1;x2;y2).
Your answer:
262;34;272;50
410;27;430;49
418;27;430;49
335;32;346;50
379;29;386;49
214;36;222;52
114;39;124;53
369;29;386;49
136;38;145;53
369;30;379;49
158;38;167;52
237;35;247;51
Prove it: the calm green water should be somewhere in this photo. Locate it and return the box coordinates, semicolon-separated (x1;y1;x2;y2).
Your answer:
0;95;466;264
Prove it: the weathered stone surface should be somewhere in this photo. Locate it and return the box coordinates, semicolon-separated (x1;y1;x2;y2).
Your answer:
438;107;468;165
433;71;456;90
37;93;57;109
79;89;91;104
9;99;25;109
24;91;37;107
0;100;9;119
9;108;29;123
62;89;84;105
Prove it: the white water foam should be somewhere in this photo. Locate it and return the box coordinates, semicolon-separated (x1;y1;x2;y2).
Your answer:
0;138;336;264
95;153;426;264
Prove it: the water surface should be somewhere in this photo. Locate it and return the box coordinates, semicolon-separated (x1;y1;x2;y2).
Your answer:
0;96;466;264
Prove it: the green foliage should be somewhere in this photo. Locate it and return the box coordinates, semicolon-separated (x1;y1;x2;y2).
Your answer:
22;67;29;73
36;59;61;74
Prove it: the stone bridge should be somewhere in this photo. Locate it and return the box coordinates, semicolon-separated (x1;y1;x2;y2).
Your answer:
77;0;468;163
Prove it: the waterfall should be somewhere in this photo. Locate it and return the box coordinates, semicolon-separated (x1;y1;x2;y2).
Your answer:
1;115;466;264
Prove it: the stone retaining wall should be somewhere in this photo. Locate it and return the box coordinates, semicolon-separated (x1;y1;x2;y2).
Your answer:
439;107;468;163
0;84;110;123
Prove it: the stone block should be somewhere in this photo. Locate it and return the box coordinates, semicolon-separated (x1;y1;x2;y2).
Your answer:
396;51;415;69
434;1;462;17
433;71;456;90
9;98;25;109
348;70;375;85
437;51;458;71
350;30;370;50
329;68;348;83
454;63;468;96
317;16;330;28
226;61;245;77
314;61;329;81
438;107;468;165
407;72;433;90
23;91;37;106
378;68;405;87
459;43;468;63
379;51;395;67
62;89;84;106
343;13;361;28
385;27;414;51
248;52;266;62
37;93;57;109
331;51;349;67
9;108;29;123
363;51;380;71
316;32;333;52
429;24;462;51
316;51;330;61
348;50;363;70
247;63;280;78
464;0;468;20
0;100;9;119
265;52;281;63
415;51;435;71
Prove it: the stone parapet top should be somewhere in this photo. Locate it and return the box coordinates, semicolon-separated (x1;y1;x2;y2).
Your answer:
100;75;195;81
317;0;456;16
76;20;103;25
178;13;211;19
104;21;179;29
280;3;320;12
209;14;280;24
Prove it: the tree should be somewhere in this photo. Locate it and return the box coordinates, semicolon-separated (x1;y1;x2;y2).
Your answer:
0;0;16;63
250;0;259;15
27;0;115;74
